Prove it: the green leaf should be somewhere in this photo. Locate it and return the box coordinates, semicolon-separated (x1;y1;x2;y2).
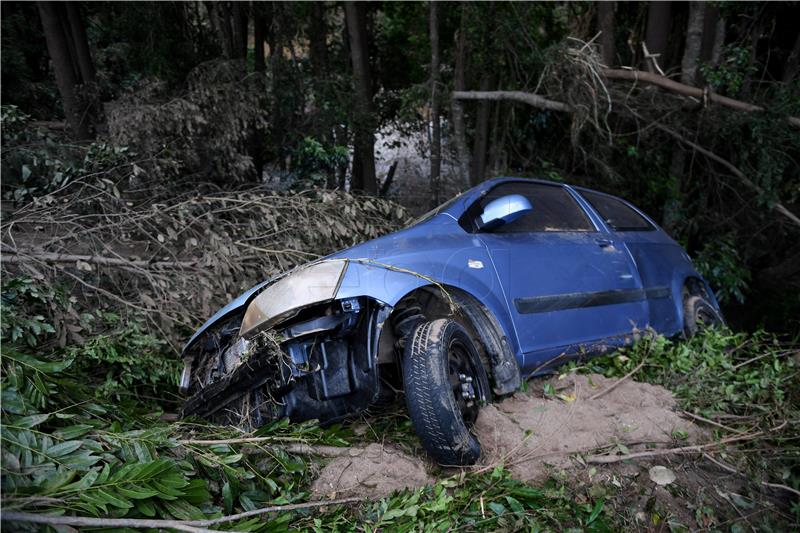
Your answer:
488;502;506;516
222;481;234;514
588;498;605;524
54;424;94;440
135;499;156;517
15;413;49;428
47;440;83;458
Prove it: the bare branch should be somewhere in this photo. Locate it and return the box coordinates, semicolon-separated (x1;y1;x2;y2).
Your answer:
602;68;800;127
452;90;572;113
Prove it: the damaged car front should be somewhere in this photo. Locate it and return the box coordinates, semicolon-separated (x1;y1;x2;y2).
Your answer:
180;259;393;428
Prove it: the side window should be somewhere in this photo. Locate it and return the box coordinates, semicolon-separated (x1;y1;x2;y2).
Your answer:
469;182;595;233
580;190;654;231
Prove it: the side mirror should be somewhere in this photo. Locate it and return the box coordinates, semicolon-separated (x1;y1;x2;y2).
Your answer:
478;194;533;231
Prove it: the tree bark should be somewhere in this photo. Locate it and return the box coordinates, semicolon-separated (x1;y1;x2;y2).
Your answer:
451;9;470;189
64;2;96;84
232;1;248;59
253;2;266;72
681;1;707;85
344;2;377;194
209;1;235;59
644;1;672;72
597;1;615;66
37;1;90;139
470;75;493;185
429;1;441;207
782;32;800;83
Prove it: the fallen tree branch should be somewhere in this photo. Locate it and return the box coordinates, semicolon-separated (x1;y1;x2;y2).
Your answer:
680;410;748;435
602;68;800;127
2;496;365;531
452;89;800;229
586;431;764;464
588;359;646;401
1;250;196;269
0;513;215;533
190;496;364;526
702;453;800;499
451;90;572;113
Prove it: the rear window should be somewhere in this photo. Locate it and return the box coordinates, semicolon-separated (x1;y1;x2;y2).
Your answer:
580;190;654;231
469;182;594;233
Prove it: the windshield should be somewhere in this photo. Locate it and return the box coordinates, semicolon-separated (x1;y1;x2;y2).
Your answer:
406;193;464;228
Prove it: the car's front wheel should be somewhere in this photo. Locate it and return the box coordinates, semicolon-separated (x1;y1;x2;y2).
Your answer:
402;318;491;465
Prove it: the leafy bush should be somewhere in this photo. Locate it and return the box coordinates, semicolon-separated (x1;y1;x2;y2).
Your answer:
570;328;799;519
67;316;179;402
291;137;349;188
107;60;267;184
693;236;751;304
577;329;795;418
1;106;136;204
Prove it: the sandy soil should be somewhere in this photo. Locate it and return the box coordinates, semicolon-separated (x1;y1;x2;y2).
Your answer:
310;373;703;499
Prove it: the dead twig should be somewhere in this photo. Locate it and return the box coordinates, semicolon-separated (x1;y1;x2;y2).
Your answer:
588;359;646;401
681;410;748;435
2;496;365;531
0;513;215;533
586;431;763;464
702;453;800;499
587;421;788;464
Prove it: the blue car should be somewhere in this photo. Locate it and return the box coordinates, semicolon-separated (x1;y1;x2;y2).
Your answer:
180;177;723;465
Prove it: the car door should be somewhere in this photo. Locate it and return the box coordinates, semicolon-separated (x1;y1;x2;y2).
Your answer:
472;182;647;370
577;189;685;336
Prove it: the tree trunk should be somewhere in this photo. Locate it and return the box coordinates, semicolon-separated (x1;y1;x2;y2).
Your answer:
37;1;90;139
451;9;470;189
681;2;707;85
644;1;672;72
597;1;615;66
782;32;800;83
470;75;493;185
64;2;96;84
429;2;441;207
208;1;235;59
232;1;248;59
344;2;377;194
65;1;103;131
710;17;726;67
253;2;266;72
309;2;332;146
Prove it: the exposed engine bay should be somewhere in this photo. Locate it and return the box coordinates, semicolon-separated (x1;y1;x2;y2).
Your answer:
181;297;392;428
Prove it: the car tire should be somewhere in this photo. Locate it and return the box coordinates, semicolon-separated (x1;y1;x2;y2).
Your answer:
683;294;723;337
402;318;491;466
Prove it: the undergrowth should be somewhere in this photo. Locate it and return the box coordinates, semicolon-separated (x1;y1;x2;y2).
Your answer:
2;275;797;530
0;277;612;531
568;328;800;526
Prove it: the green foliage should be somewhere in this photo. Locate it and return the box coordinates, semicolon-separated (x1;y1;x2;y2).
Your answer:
700;46;758;96
0;107;135;203
694;236;751;304
327;466;610;532
67;317;179;401
576;329;795;418
1;278;59;347
292;137;349;188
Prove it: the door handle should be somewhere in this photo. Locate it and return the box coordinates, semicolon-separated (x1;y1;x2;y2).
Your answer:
595;238;613;248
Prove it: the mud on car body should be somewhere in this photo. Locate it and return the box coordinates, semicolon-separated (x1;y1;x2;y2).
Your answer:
180;177;723;465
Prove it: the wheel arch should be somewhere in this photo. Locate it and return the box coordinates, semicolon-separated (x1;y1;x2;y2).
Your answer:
379;284;522;396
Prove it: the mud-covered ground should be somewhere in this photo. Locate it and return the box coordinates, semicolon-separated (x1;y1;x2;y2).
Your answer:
312;374;704;497
310;373;731;526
